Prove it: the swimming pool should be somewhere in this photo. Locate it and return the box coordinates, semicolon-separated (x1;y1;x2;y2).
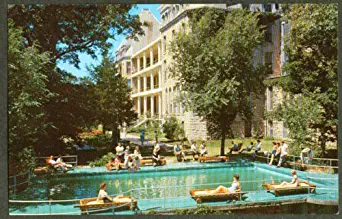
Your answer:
9;162;338;215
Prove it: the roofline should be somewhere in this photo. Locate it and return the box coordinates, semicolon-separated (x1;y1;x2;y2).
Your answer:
131;37;162;58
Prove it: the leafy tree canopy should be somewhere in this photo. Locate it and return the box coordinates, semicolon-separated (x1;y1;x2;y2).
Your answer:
170;8;266;155
268;4;337;154
8;4;145;68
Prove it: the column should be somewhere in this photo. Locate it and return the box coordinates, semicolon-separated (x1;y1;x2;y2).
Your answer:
151;95;154;117
158;94;162;119
158;69;161;88
158;43;161;62
143;96;147;118
150;72;154;90
143;75;147;91
150;48;154;66
137;76;141;92
143;51;146;69
137;97;141;117
180;85;183;115
137;56;140;72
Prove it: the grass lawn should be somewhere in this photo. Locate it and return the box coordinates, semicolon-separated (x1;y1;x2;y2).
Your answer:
163;138;279;162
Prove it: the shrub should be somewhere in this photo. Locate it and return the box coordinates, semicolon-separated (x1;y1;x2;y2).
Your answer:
89;152;115;167
162;117;185;141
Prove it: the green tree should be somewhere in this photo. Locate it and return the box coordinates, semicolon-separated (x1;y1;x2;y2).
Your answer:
8;5;144;68
88;56;137;145
170;8;266;155
8;19;51;173
8;5;145;151
268;4;337;154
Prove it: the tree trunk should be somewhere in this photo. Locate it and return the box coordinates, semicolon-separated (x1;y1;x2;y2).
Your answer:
220;128;226;156
111;124;119;146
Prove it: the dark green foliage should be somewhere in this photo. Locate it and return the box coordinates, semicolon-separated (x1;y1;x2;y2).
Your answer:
87;56;137;145
83;134;113;149
8;5;144;68
89;152;116;167
170;8;266;155
267;4;337;155
8;19;51;173
162;117;185;141
8;5;143;156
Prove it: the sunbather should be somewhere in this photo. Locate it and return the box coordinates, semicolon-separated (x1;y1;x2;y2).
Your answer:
47;155;72;171
210;174;240;194
133;146;142;168
152;144;162;166
278;170;299;188
106;157;115;171
190;142;199;160
124;155;138;172
199;142;208;157
228;141;239;154
268;142;278;166
174;144;185;162
97;183;113;203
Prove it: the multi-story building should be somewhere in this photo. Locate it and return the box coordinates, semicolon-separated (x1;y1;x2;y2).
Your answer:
116;4;290;140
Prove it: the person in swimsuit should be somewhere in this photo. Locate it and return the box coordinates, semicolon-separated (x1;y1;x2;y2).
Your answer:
268;142;278;166
211;174;241;194
174;144;185;162
133;146;142;168
279;170;299;187
106;157;115;171
152;145;162;166
97;183;113;203
199;142;208;157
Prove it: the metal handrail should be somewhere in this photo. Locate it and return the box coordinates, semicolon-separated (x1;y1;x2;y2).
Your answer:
36;155;78;166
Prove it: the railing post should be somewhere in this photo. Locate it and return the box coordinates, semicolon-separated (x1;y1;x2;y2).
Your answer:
49;200;52;215
163;187;166;209
293;155;296;170
13;177;16;196
112;197;115;215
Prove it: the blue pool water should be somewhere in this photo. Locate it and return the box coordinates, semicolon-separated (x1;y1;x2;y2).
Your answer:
9;162;338;215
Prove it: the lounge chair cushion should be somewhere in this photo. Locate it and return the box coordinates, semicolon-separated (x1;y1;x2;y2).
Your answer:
87;200;104;205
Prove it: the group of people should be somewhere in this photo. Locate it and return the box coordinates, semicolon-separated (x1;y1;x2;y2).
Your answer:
173;141;208;162
268;140;289;167
106;143;142;172
47;155;73;171
208;169;301;196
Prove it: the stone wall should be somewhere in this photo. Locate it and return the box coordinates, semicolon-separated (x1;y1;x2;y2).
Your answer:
183;111;207;141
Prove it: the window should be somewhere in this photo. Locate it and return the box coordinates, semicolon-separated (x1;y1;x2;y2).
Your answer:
275;4;279;10
265;25;272;43
265;51;273;75
268;121;273;136
264;4;272;12
126;62;131;73
268;87;273;110
283;122;287;138
163;36;167;54
127;79;131;87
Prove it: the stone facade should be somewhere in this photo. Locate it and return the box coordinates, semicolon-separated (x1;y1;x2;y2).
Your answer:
117;4;289;140
183;111;207;141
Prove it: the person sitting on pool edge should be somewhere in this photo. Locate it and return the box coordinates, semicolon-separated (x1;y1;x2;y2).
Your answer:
174;143;185;162
190;141;199;161
97;183;113;203
152;144;162;167
228;141;239;154
106;157;115;171
199;142;208;157
279;170;299;187
124;155;138;172
210;174;241;194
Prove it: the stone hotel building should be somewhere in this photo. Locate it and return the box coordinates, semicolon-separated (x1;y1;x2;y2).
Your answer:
116;4;291;141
